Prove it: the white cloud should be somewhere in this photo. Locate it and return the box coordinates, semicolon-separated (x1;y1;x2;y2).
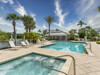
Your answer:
76;0;100;29
0;17;11;26
54;0;68;27
30;11;36;21
0;0;14;4
14;2;27;16
42;24;47;29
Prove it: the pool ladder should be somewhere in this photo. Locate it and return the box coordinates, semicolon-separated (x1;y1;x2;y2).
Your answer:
41;55;76;75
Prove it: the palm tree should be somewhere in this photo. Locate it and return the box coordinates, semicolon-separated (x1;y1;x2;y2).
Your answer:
29;20;36;32
6;13;20;44
77;20;86;27
21;15;35;32
44;15;55;39
98;6;100;12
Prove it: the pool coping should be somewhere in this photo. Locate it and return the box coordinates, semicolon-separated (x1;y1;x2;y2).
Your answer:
0;48;73;75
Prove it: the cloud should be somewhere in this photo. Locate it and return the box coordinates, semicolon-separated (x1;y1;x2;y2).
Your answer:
0;0;14;4
42;24;47;29
30;11;36;21
0;17;11;26
76;0;100;29
54;0;68;27
13;2;27;16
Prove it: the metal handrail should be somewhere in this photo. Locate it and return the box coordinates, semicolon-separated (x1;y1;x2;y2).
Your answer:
41;55;76;75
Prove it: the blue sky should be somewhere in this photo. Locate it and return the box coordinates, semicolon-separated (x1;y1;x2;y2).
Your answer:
0;0;100;33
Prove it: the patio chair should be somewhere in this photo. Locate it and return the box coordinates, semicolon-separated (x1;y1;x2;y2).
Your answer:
25;40;30;45
36;39;44;45
21;41;30;47
25;40;33;46
9;41;22;50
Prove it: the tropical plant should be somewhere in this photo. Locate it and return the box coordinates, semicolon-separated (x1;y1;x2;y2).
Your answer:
78;28;86;38
24;32;40;43
44;15;55;40
77;20;86;27
21;15;36;32
98;6;100;12
6;13;20;44
29;20;36;32
0;29;9;42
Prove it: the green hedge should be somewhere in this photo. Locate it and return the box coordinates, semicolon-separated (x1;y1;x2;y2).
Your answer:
96;41;100;44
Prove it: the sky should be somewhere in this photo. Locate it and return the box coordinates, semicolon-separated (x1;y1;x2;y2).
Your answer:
0;0;100;33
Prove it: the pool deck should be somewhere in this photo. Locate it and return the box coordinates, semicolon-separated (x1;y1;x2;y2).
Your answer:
0;41;100;75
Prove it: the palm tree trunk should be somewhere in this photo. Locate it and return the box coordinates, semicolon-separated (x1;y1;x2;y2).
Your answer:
26;25;28;33
13;21;16;45
49;24;50;40
29;28;31;32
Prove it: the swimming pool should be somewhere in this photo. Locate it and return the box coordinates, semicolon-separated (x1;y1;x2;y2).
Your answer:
41;41;87;54
0;53;65;75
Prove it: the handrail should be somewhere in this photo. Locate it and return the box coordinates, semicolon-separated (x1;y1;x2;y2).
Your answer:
41;55;76;75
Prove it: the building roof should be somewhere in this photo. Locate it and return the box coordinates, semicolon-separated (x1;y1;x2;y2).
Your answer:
45;32;67;36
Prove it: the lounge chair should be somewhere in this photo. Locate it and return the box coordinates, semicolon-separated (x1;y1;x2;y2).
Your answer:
82;39;84;41
9;41;22;50
25;40;30;45
21;41;30;47
25;40;33;46
36;39;44;45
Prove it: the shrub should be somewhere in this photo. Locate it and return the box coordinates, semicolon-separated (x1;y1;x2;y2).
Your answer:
24;32;40;43
92;37;96;41
0;30;9;42
96;41;100;44
75;38;78;41
86;33;91;39
88;39;92;41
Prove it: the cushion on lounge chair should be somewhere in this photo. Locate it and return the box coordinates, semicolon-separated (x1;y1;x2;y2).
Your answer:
21;41;27;46
9;41;15;48
25;40;30;45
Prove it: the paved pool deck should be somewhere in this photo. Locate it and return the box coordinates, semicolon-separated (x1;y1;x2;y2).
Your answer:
0;41;100;75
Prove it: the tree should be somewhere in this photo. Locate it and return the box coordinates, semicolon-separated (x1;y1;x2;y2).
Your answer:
77;20;86;27
38;29;41;33
56;29;60;31
91;29;98;37
43;30;48;36
44;15;55;40
29;20;36;32
69;29;76;40
98;6;100;12
78;28;86;38
86;26;92;33
6;13;20;44
21;15;35;32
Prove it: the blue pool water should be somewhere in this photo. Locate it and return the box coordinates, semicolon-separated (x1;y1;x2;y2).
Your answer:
41;41;87;54
0;53;65;75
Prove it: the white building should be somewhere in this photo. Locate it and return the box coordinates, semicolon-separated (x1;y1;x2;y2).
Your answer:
44;29;68;40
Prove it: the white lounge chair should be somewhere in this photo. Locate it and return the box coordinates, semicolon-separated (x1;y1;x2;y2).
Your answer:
21;41;27;46
9;41;21;49
21;41;30;47
25;40;33;46
25;40;30;45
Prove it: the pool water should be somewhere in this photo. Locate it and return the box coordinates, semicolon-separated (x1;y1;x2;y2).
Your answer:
41;41;87;54
0;53;65;75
